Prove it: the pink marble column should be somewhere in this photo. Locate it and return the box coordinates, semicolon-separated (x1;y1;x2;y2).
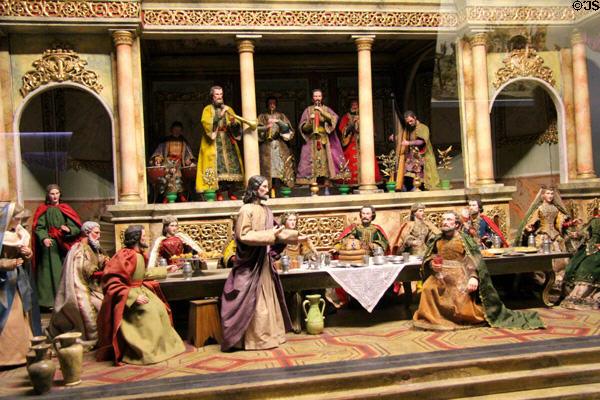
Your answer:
571;30;597;180
112;30;141;202
237;37;260;183
560;48;577;181
0;102;8;201
460;38;478;187
354;36;378;192
470;33;495;185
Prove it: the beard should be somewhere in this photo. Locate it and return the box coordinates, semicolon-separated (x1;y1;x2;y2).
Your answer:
88;238;101;252
139;241;149;249
406;123;416;132
213;100;223;108
441;225;455;234
258;192;269;201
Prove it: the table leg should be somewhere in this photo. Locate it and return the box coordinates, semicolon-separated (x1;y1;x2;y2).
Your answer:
289;292;303;333
401;281;412;310
541;270;556;307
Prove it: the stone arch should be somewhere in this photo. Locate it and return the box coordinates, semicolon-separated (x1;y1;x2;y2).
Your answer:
13;81;116;204
489;76;567;183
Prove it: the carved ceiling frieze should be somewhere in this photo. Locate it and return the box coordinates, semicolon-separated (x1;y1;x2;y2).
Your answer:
492;48;555;89
0;0;140;19
142;9;458;28
462;6;579;23
20;45;103;97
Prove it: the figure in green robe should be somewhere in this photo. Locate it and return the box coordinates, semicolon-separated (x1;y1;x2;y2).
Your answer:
96;225;185;365
333;205;389;255
561;214;600;309
393;111;440;191
32;184;81;308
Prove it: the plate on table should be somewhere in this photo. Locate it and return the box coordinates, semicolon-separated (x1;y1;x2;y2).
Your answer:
350;263;366;268
513;247;538;253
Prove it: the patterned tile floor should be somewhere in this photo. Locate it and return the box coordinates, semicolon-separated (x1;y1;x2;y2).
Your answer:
2;303;600;397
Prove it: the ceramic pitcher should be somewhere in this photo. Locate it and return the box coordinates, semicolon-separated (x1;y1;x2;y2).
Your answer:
54;332;83;386
27;344;55;395
302;294;325;334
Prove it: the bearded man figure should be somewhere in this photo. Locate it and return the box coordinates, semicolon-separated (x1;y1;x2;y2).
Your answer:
413;212;544;331
47;221;107;347
96;225;184;365
220;175;307;351
196;85;244;201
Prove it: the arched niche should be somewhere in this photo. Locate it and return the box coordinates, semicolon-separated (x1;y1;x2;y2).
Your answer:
14;82;116;204
489;77;567;183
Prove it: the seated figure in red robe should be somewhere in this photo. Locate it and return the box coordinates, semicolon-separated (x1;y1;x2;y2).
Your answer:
148;215;204;268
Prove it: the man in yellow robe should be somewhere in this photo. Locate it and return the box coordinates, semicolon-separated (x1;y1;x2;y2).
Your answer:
196;85;244;200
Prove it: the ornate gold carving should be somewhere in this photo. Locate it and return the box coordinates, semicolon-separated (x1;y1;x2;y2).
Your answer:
470;33;488;48
0;1;140;19
464;6;578;23
482;205;509;239
492;47;555;88
296;214;347;249
20;45;103;97
112;30;135;46
536;121;558;145
142;9;458;28
586;198;600;220
565;199;581;221
179;220;233;253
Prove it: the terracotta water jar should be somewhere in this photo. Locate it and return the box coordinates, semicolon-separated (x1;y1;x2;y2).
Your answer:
54;332;83;386
302;294;326;334
27;344;55;395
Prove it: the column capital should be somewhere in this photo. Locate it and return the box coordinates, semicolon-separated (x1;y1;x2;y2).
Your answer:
353;35;375;51
237;39;255;54
470;32;488;48
112;30;135;47
571;29;585;46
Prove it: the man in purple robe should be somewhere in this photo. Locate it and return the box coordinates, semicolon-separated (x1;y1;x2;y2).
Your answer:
220;175;306;351
296;89;346;186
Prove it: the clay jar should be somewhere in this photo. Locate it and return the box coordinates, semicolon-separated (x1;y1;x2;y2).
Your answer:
302;294;326;335
27;344;55;395
53;332;83;386
27;336;47;366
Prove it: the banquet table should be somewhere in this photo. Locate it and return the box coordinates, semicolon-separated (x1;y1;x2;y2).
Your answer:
159;251;570;331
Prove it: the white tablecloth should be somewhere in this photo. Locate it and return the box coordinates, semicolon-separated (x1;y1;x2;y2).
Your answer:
324;264;406;312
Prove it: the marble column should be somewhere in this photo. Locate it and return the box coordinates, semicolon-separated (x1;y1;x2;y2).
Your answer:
0;100;8;201
571;30;596;180
113;30;141;202
237;37;260;183
354;35;378;192
560;48;577;181
460;38;478;187
470;33;495;185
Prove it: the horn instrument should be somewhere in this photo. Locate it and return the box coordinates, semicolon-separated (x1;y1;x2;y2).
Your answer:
232;113;258;130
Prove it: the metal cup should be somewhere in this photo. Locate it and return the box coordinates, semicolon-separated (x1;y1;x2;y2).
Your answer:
402;252;410;263
182;262;193;280
324;253;331;266
297;255;304;268
362;254;370;265
281;255;291;273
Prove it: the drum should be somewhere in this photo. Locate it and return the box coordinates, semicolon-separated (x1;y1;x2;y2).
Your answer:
147;166;167;183
181;165;197;183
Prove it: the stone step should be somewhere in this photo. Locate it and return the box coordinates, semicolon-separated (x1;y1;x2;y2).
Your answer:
314;362;600;400
148;347;600;400
454;382;600;400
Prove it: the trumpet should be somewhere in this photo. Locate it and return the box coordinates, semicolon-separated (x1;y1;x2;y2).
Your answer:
232;113;258;130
